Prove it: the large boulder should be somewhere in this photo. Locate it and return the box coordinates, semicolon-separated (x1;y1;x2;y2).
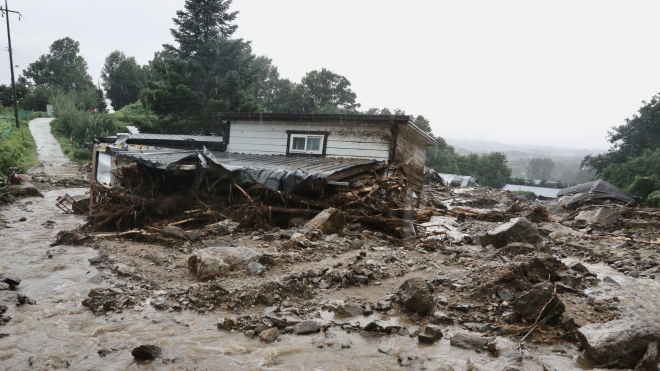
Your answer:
303;208;345;236
188;246;262;281
480;217;544;248
574;207;623;228
398;278;434;314
577;318;660;367
512;289;564;325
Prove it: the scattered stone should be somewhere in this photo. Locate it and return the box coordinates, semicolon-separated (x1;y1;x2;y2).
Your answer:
131;345;161;361
184;230;203;241
512;289;564;324
479;217;544;248
602;276;621;287
376;295;393;311
264;309;302;328
113;264;136;276
498;289;514;301
0;277;21;286
263;233;277;242
334;302;364;317
247;261;267;276
287;233;312;248
188;246;262;281
574;207;623;228
17;294;36;305
398;278;434;314
569;261;590;274
294;320;321;334
303;208;345;236
212;220;239;235
259;327;279;343
577;318;660;367
161;226;186;239
450;332;489;350
19;183;44;198
418;324;443;343
19;217;27;222
88;256;102;265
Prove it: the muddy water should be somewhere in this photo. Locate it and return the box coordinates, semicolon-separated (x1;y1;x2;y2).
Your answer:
0;194;590;371
27;118;79;177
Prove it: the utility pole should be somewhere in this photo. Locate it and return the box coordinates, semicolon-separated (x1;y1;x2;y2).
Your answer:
1;1;21;128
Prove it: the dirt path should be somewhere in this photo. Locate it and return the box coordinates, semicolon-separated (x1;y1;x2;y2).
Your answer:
27;118;78;177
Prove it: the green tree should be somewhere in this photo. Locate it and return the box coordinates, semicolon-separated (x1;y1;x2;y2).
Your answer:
412;115;432;134
22;37;94;91
297;68;360;112
527;157;555;180
426;136;460;174
0;83;28;108
142;0;259;133
101;51;146;111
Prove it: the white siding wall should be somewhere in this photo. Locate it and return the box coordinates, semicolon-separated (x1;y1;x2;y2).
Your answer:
226;121;392;160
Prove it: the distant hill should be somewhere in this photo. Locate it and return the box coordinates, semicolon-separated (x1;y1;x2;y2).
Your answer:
445;138;602;160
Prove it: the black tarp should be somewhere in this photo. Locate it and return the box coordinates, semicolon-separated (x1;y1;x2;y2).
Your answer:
557;179;640;206
104;147;381;194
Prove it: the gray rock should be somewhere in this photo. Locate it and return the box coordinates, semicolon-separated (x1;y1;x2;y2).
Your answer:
498;289;514;301
264;310;302;328
263;233;277;242
131;345;161;360
294;320;321;334
88;256;102;265
569;261;590;274
334;302;364;317
398;278;434;314
19;182;44;198
259;327;279;343
479;217;544;248
574;207;623;228
161;226;185;239
87;271;103;284
184;230;203;241
188;246;262;281
635;342;660;371
247;261;268;275
512;289;564;325
418;324;443;343
577;318;660;367
113;263;136;277
450;332;489;350
376;295;393;311
0;277;21;286
214;220;239;235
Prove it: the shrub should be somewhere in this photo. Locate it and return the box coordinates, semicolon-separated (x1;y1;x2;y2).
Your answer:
73;148;91;161
648;190;660;207
627;175;660;200
511;190;537;201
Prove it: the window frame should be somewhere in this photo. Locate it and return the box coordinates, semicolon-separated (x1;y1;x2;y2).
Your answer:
286;130;330;156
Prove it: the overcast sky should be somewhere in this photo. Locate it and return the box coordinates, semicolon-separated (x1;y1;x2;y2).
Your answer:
2;0;660;150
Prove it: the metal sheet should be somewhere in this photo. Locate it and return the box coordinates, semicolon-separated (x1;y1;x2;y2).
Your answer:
557;179;640;206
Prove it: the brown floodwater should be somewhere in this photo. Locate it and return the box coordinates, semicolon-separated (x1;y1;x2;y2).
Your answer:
0;192;588;371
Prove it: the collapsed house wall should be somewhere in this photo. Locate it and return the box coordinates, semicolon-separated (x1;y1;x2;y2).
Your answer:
226;120;392;161
394;123;430;195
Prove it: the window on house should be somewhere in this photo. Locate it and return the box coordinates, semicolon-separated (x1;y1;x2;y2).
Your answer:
288;134;325;155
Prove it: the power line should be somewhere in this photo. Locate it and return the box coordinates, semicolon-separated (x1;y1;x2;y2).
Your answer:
9;22;43;58
17;14;49;50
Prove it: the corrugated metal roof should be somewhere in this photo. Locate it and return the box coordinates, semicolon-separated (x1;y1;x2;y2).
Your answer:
503;184;560;198
209;151;378;175
105;147;381;178
124;134;224;142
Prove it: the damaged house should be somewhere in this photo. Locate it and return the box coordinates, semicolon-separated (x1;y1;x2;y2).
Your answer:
83;113;438;237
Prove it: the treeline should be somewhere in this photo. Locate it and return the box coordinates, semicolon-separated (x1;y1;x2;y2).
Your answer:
582;94;660;206
0;0;512;187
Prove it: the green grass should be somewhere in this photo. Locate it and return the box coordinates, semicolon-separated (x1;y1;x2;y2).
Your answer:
0;117;40;173
49;119;92;164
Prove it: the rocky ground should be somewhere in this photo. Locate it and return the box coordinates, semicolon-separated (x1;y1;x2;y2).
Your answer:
6;179;655;370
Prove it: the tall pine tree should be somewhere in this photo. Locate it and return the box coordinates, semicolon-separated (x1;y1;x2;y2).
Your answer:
142;0;258;133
